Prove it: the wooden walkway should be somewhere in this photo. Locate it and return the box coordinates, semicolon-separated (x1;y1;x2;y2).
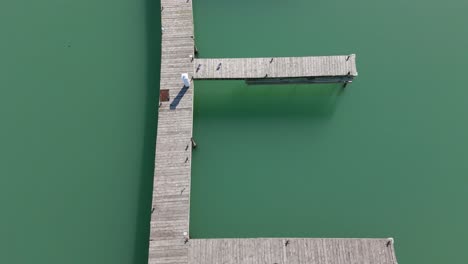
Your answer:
193;55;357;81
150;1;396;264
189;238;397;264
149;0;194;263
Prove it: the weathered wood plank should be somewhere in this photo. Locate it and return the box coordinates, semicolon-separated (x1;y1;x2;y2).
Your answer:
193;55;358;80
149;0;194;263
188;238;397;264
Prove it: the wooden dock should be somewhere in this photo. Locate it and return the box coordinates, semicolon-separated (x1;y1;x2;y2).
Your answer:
193;55;357;83
150;1;396;264
189;238;397;264
149;0;194;263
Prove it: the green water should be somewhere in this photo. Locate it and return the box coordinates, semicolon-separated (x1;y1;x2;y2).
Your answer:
1;1;160;263
2;0;467;263
191;0;468;263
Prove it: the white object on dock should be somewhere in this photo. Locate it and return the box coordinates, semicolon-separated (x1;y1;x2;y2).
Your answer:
181;73;190;88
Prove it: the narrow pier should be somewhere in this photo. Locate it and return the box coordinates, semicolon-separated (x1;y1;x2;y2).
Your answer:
193;55;357;84
150;0;397;264
189;238;397;264
149;0;194;263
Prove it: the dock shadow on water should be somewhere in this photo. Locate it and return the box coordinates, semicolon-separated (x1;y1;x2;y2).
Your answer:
132;0;160;263
194;80;344;120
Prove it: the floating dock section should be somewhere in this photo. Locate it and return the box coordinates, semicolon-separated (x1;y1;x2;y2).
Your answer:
150;0;397;264
193;55;357;84
189;238;397;264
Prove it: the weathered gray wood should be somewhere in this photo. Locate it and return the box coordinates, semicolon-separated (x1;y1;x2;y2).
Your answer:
149;0;194;263
189;238;398;264
193;55;358;80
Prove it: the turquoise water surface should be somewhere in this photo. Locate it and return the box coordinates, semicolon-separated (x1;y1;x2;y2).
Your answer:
1;1;160;263
190;1;468;263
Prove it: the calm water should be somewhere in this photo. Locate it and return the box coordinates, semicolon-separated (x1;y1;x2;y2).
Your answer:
1;1;160;263
2;0;467;263
191;0;468;263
